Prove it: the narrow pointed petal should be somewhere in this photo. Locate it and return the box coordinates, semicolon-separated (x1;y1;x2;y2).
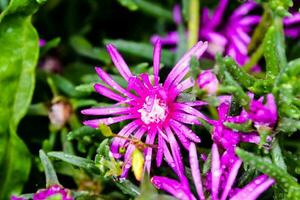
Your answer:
164;41;208;90
164;126;188;185
174;103;210;122
121;127;146;178
189;143;205;200
106;44;133;80
211;143;221;200
95;67;135;98
169;119;201;143
183;100;208;107
94;84;126;102
172;112;200;125
151;176;195;200
230;175;274;200
81;106;131;116
144;128;157;173
110;120;141;158
83;115;139;128
153;39;162;85
156;134;164;167
170;124;191;150
220;159;243;200
171;77;195;95
209;0;228;29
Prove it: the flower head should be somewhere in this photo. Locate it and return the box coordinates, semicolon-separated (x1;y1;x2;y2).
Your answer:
151;1;260;66
196;70;219;95
82;40;209;177
152;143;275;200
248;94;277;128
33;185;73;200
11;185;73;200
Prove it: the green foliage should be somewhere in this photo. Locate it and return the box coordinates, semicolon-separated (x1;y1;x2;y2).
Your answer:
48;151;100;174
0;0;44;198
236;148;300;199
39;150;59;187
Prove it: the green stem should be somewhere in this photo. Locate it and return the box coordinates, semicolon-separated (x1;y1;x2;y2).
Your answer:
188;0;199;48
243;43;264;72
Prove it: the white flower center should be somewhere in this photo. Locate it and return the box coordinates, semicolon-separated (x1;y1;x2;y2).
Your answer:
138;95;168;124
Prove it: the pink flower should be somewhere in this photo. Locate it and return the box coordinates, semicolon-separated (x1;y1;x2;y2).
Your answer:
197;70;219;95
82;40;209;177
33;185;73;200
152;143;275;200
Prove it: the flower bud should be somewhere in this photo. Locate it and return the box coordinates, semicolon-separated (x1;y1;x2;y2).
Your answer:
197;70;219;95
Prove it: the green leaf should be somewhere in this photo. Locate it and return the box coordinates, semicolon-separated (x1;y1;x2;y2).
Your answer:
39;150;59;187
132;0;172;21
70;35;110;64
117;0;138;11
263;26;281;80
135;174;157;200
236;148;300;198
51;74;89;98
277;117;300;134
40;37;61;56
223;57;256;88
115;179;140;197
0;0;42;197
104;39;175;66
68;126;101;140
47;152;100;174
271;139;287;171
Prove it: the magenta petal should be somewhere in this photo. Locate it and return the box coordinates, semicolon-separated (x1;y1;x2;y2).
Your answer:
220;159;243;200
151;176;194;200
95;67;135;98
211;143;221;200
209;0;228;29
110;120;141;158
164;41;208;90
189;143;205;200
164;126;188;185
169;119;201;143
83;114;139;128
230;175;274;200
94;83;126;102
156;134;164;167
106;44;133;81
81;106;130;116
153;39;162;85
172;112;200;125
170;123;191;150
174;103;210;122
144;128;157;173
121;127;146;177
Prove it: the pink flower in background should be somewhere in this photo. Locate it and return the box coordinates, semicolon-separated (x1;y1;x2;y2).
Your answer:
11;185;73;200
151;0;260;66
33;185;73;200
196;70;219;95
82;40;209;178
152;143;275;200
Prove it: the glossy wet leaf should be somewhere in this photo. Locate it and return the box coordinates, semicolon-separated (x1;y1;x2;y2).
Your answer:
0;0;42;198
48;151;100;174
39;150;59;187
236;148;300;198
